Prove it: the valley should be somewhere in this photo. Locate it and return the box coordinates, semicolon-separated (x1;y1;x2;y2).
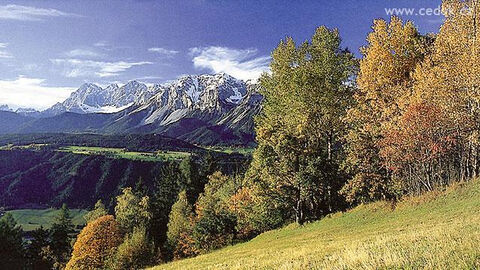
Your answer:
0;139;251;210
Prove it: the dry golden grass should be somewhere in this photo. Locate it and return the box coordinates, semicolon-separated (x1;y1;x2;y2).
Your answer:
152;179;480;269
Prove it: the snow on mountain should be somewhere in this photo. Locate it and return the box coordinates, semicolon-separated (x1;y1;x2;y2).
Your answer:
4;73;260;146
15;107;42;118
122;73;249;127
39;73;258;143
0;105;12;112
0;105;41;117
42;81;158;116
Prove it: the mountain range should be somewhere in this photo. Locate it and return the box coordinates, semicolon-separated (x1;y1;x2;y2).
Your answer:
0;73;262;146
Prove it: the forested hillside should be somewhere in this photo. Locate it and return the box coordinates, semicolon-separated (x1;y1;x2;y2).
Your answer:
0;149;248;209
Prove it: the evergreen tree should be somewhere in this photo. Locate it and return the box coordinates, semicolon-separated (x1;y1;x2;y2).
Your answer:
0;213;24;269
26;226;51;270
49;204;75;268
179;156;205;205
149;163;183;257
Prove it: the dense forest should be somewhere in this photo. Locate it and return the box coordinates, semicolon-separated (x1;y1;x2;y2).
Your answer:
2;0;480;269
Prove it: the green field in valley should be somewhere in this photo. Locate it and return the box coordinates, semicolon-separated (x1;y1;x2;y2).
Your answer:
204;146;255;155
7;208;87;232
58;146;191;161
153;179;480;270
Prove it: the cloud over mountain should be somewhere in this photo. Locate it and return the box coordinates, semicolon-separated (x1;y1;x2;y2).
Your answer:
189;46;270;81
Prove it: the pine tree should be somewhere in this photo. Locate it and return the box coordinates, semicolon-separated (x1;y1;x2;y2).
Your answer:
0;213;24;269
26;226;51;269
49;204;75;268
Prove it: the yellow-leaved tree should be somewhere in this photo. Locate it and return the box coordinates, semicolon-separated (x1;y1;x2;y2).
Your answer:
65;215;123;270
342;16;432;202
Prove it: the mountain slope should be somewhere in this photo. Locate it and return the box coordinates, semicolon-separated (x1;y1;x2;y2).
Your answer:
0;105;12;112
153;180;480;269
104;73;249;132
19;112;114;133
0;111;34;133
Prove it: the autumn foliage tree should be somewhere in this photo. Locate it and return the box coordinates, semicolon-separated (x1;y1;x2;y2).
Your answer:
342;16;432;202
374;0;480;194
380;101;457;193
66;215;123;270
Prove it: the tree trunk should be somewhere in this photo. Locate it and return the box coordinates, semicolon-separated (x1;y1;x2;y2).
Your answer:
295;199;305;225
327;131;333;161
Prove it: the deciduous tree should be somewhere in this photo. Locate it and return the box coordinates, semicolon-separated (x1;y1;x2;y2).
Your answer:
66;215;123;270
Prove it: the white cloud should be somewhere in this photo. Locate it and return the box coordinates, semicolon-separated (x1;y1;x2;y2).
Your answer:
51;58;153;78
148;47;179;57
0;5;81;21
136;75;163;81
0;42;12;59
65;49;102;58
94;41;108;47
0;76;74;110
189;46;270;81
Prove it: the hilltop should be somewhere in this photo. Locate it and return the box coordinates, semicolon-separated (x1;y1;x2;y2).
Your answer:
153;179;480;269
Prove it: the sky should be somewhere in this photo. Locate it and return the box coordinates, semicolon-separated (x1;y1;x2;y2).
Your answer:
0;0;443;110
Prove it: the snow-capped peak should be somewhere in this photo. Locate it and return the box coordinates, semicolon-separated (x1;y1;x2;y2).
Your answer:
42;73;249;117
0;104;12;112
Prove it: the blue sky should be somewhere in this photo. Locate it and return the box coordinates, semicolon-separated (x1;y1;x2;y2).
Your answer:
0;0;443;109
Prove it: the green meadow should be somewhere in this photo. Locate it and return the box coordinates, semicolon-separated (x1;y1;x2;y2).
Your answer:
7;208;87;232
58;146;190;161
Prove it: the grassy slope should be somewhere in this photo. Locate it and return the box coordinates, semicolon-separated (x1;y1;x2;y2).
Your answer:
8;209;87;231
154;180;480;270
